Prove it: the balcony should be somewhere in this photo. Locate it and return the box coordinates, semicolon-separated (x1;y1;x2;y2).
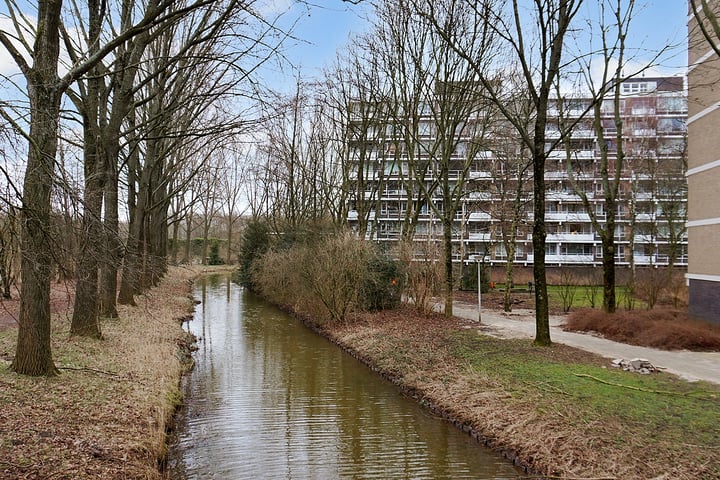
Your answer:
380;189;407;198
545;171;569;180
545;212;591;222
467;212;492;221
631;107;655;116
547;192;582;202
466;232;492;242
633;234;655;243
526;254;595;264
573;129;595;138
632;128;656;137
634;254;670;265
468;171;493;179
547;233;595;242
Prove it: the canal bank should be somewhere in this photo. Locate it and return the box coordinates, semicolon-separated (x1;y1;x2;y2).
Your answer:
168;271;719;480
315;308;720;480
0;266;218;479
168;274;523;479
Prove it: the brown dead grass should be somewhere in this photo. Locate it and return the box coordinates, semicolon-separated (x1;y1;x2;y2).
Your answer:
564;308;720;351
322;307;720;480
0;265;222;480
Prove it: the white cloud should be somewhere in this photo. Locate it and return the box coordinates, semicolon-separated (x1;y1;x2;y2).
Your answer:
254;0;296;18
0;17;32;77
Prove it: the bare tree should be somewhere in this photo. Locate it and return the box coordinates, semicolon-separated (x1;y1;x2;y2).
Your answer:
218;146;249;264
558;1;631;314
420;0;583;345
486;110;533;312
0;0;184;375
558;0;673;313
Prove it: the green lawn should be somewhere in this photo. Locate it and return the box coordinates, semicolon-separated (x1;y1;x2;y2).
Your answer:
492;283;643;311
449;332;720;477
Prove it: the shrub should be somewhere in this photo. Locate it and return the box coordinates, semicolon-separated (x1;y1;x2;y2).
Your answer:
237;220;271;291
557;267;578;313
252;230;401;324
207;241;224;265
460;262;490;293
563;308;720;351
360;247;403;311
399;240;443;314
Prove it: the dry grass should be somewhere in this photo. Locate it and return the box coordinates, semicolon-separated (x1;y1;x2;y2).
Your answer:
323;307;720;480
564;308;720;351
0;265;217;480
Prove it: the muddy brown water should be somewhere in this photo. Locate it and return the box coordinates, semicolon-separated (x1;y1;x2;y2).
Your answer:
167;274;522;479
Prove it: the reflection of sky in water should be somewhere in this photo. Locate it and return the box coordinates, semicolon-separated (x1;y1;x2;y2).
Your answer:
169;274;521;479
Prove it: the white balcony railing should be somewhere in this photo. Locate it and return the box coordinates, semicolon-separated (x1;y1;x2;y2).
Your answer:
545;212;591;222
547;233;595;242
467;232;492;241
527;254;594;264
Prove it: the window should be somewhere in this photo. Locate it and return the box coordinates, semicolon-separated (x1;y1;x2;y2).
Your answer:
657;96;687;113
657;118;686;133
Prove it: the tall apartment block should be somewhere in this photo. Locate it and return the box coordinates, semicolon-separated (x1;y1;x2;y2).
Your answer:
346;76;688;278
688;5;720;323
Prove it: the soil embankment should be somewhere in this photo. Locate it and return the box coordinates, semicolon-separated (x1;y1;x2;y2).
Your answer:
2;270;718;479
319;307;720;479
0;266;223;479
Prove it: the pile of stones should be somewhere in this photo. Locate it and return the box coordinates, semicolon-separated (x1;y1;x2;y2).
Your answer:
611;358;659;375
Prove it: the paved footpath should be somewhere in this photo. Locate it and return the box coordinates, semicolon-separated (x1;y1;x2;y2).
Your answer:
450;302;720;385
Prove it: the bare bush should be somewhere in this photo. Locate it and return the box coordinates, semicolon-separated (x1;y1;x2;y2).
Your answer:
399;240;443;314
253;248;306;309
663;269;688;308
634;268;664;309
300;232;373;323
581;270;602;309
564;308;720;351
253;231;383;324
557;268;578;313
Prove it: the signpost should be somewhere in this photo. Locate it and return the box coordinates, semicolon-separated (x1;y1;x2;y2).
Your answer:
470;254;485;323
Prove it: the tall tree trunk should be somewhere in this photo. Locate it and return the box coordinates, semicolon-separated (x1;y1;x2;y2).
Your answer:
12;0;63;376
531;145;550;345
171;219;180;265
71;0;104;336
118;201;147;305
226;217;233;264
71;126;104;337
99;167;120;317
602;197;617;313
443;212;454;317
184;213;193;263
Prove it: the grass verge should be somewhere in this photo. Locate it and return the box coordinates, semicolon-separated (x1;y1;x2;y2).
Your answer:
0;266;211;479
324;307;720;479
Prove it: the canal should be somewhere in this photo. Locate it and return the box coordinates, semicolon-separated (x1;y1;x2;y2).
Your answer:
168;274;522;479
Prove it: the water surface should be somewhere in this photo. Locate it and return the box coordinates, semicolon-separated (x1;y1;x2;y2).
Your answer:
168;274;521;479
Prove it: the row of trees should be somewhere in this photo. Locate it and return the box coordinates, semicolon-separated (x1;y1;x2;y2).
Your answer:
1;0;705;378
0;0;292;375
243;0;685;345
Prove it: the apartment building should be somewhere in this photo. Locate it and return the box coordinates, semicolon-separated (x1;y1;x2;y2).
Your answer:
346;76;688;275
688;5;720;323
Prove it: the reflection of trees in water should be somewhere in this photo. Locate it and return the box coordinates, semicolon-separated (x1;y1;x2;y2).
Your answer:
171;275;518;479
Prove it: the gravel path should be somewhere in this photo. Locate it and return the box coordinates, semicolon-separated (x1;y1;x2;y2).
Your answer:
451;301;720;385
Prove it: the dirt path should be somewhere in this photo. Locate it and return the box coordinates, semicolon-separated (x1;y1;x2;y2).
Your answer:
452;301;720;385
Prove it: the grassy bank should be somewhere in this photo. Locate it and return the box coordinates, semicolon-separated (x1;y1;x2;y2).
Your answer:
323;307;720;479
0;266;211;479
